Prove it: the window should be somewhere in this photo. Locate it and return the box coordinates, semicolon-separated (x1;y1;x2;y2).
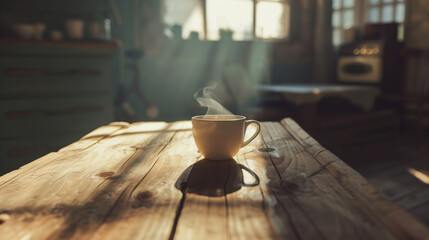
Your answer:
162;0;290;41
332;0;356;46
163;0;205;39
206;0;254;40
331;0;406;46
255;1;290;39
365;0;406;40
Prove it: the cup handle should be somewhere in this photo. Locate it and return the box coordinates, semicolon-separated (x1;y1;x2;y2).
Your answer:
239;164;260;187
241;120;261;148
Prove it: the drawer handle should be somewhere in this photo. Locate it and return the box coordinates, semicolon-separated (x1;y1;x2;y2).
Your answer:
4;69;101;76
6;106;103;118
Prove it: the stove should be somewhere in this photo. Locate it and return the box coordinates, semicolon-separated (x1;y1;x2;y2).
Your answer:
337;40;403;94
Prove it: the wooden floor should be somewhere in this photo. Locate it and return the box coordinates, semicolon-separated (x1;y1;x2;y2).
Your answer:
356;130;429;226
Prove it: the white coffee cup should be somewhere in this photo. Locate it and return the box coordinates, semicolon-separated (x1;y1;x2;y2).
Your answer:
192;115;261;160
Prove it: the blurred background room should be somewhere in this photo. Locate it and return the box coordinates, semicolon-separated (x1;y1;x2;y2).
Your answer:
0;0;428;224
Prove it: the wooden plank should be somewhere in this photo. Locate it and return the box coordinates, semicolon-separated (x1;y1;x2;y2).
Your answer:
396;187;429;210
85;121;197;240
0;124;132;239
361;156;429;181
174;120;416;240
233;125;314;240
280;118;429;240
259;122;397;240
173;127;287;239
0;122;127;186
0;118;427;240
360;156;429;211
0;130;93;174
0;94;113;139
373;173;426;200
0;121;187;239
410;202;429;226
228;139;291;240
173;159;230;240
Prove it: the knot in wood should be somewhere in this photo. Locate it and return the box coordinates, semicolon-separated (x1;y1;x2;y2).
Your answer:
96;171;114;178
0;213;10;224
257;147;276;152
49;203;68;215
136;191;153;201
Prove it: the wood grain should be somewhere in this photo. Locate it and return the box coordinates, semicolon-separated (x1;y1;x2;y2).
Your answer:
0;118;427;240
280;118;429;240
260;122;397;240
0;121;188;239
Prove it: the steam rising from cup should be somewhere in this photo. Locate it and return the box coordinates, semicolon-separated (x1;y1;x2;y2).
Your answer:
194;83;232;115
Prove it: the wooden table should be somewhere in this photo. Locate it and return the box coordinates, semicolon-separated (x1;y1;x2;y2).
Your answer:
257;84;381;132
0;118;427;240
257;84;380;111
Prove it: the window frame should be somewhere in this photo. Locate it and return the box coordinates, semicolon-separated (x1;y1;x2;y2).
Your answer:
164;0;291;41
332;0;406;46
363;0;405;23
332;0;359;46
254;0;291;40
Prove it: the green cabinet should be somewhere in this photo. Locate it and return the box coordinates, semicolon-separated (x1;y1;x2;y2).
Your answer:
0;40;116;174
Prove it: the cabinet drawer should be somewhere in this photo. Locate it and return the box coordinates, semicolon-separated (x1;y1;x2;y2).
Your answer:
0;131;89;174
0;56;113;98
0;94;113;139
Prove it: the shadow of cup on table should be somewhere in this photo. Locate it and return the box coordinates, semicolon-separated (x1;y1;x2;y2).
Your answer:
175;159;259;197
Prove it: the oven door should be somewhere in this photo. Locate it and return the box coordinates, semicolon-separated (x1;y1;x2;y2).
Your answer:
337;56;382;84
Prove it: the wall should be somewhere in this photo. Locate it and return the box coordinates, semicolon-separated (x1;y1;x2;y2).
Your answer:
114;0;327;121
404;51;429;95
137;40;274;120
403;0;429;95
0;0;331;121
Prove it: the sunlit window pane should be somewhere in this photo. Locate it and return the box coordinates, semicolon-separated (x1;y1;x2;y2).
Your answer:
368;7;379;22
256;1;289;39
343;10;354;28
369;0;379;4
396;3;405;22
332;11;340;27
333;29;342;46
397;24;404;41
382;5;394;22
343;0;355;8
206;0;253;40
163;0;204;39
333;0;341;9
